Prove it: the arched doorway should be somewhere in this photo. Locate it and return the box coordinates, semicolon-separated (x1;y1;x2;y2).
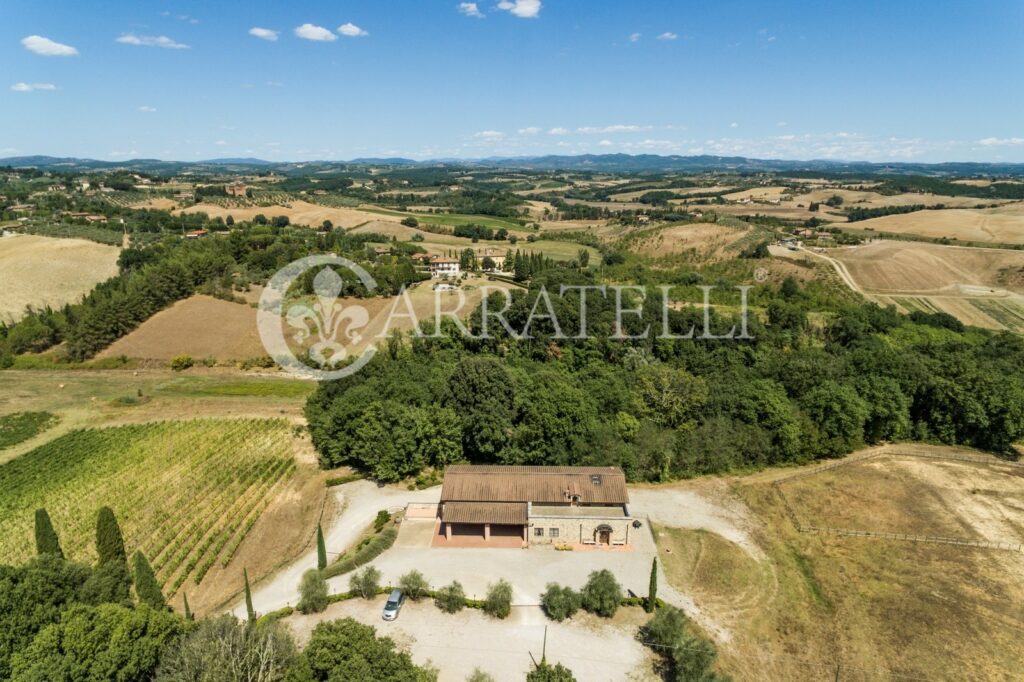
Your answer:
595;524;612;545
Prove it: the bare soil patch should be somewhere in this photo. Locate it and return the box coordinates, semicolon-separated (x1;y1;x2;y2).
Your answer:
98;294;265;361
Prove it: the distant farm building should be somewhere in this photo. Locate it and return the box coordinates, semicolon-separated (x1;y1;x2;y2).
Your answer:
429;257;460;278
225;182;248;197
437;465;633;548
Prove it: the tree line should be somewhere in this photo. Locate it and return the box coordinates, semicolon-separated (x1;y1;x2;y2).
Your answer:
307;271;1024;483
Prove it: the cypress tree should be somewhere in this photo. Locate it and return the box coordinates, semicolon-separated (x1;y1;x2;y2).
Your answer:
647;558;658;613
316;524;327;571
132;550;166;609
34;508;64;558
95;506;127;566
182;593;193;620
244;568;255;622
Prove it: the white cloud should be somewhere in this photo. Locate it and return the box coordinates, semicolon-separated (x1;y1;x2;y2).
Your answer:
473;130;505;139
598;139;613;147
978;137;1024;146
629;32;641;42
294;24;337;41
137;105;157;112
517;126;541;135
21;35;78;56
458;2;484;18
657;32;677;41
577;124;652;134
214;140;226;146
497;0;541;19
249;27;279;41
116;34;189;49
776;121;787;127
548;127;569;135
730;122;739;128
338;23;368;37
10;82;57;92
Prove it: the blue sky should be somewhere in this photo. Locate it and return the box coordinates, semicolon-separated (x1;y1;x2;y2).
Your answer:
3;1;1023;162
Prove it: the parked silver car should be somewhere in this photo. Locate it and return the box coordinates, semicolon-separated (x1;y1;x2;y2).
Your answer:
382;589;405;621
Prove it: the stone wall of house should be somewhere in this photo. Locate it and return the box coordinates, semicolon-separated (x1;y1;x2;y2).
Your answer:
527;514;633;546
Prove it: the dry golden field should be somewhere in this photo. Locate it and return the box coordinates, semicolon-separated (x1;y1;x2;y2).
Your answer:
656;444;1024;681
830;241;1024;294
97;295;266;361
95;278;519;362
0;234;120;323
790;188;1009;209
179;200;399;229
721;186;791;202
618;223;751;260
840;205;1024;245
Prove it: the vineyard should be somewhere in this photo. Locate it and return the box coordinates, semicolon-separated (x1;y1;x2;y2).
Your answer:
0;418;296;597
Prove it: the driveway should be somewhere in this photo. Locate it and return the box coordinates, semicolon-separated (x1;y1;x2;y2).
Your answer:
285;597;658;682
232;479;738;641
230;480;440;619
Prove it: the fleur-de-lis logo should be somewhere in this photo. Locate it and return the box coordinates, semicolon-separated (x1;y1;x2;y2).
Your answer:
286;267;369;367
257;255;378;380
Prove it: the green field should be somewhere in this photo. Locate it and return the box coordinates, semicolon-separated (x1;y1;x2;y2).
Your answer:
157;377;315;398
0;418;296;596
0;411;58;449
359;206;528;233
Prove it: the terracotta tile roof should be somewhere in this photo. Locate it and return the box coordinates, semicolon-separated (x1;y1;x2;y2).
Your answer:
441;501;527;525
441;465;628;505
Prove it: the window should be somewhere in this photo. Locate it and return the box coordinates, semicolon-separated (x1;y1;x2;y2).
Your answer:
549;528;559;538
534;527;544;537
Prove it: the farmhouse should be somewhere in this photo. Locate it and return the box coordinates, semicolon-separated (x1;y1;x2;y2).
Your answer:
438;465;633;547
429;256;461;278
225;182;248;197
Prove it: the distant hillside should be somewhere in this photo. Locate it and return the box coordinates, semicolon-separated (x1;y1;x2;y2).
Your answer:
4;153;1024;177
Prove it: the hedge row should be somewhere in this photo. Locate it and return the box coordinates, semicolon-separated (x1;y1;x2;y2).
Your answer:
321;527;398;579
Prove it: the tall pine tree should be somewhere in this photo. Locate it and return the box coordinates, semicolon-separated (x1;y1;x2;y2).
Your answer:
34;508;64;558
316;524;327;571
244;568;255;622
647;558;658;613
81;507;132;604
132;551;166;609
96;506;127;566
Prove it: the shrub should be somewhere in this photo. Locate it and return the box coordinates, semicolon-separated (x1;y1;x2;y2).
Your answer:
349;566;381;599
374;510;392;532
401;217;419;227
398;570;430;601
639;606;726;681
435;580;467;613
581;569;622;618
527;661;578;681
467;669;496;682
541;583;581;622
483;579;513;619
170;355;194;371
298;568;329;614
